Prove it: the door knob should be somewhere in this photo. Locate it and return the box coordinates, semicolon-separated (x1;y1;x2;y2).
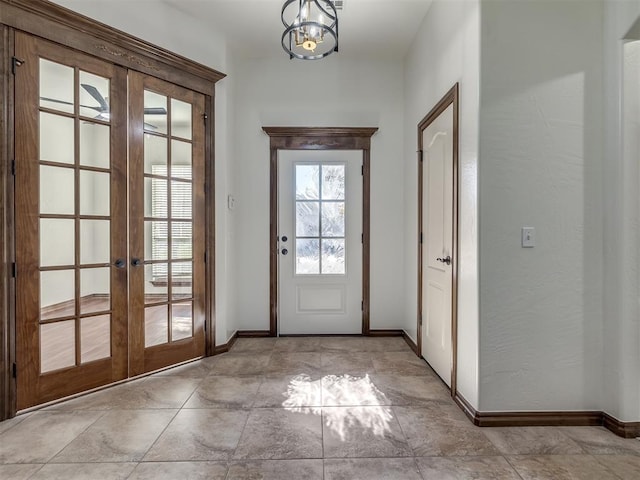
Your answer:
131;258;142;267
436;256;451;265
281;248;288;255
114;259;126;269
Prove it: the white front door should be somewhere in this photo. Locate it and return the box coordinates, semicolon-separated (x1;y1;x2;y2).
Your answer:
421;103;454;386
278;150;363;334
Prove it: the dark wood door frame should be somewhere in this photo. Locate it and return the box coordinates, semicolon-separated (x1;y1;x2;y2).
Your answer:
262;127;378;337
417;83;459;397
0;0;225;420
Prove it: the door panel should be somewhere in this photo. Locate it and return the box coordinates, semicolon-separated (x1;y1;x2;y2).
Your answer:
15;32;128;409
421;103;454;386
129;72;206;375
279;151;362;334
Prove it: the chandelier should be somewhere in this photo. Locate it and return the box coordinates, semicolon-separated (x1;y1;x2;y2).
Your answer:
281;0;339;60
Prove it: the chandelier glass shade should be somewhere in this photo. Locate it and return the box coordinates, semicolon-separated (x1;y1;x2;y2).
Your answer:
281;0;339;60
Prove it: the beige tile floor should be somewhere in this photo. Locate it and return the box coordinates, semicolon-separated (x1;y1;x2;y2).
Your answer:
1;336;639;479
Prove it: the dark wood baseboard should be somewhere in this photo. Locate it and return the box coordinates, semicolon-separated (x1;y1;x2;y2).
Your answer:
453;392;638;438
237;330;272;338
213;331;238;355
368;329;404;337
603;412;640;439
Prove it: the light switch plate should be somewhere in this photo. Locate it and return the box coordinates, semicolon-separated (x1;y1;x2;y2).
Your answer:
522;227;535;248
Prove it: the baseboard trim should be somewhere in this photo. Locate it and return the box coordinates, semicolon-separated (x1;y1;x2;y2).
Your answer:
368;329;404;337
237;330;272;338
213;331;238;354
453;393;637;438
603;412;640;438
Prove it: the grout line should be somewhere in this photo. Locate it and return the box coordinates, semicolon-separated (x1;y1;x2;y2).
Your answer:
503;455;529;480
135;407;182;463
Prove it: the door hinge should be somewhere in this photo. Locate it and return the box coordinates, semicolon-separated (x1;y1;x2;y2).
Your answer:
204;252;207;263
203;113;208;122
12;363;16;379
10;160;15;176
11;57;24;75
420;232;423;244
361;233;364;244
11;263;16;278
418;150;423;162
361;164;364;176
361;300;364;311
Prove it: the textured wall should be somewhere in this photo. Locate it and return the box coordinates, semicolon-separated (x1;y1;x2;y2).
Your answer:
478;0;604;411
403;0;480;407
603;0;640;422
231;56;406;333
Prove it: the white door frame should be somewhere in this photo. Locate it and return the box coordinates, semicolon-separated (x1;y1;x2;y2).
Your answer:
263;127;378;336
417;84;459;396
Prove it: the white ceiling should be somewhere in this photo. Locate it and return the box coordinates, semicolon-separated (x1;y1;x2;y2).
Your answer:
161;0;434;60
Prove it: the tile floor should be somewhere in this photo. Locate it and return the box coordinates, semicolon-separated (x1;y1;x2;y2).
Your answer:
0;336;639;479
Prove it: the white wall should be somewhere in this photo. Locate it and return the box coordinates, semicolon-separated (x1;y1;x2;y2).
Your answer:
50;0;236;346
232;56;405;332
478;0;604;411
402;0;480;407
603;1;640;422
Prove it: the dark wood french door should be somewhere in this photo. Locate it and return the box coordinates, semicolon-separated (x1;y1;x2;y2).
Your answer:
14;33;206;409
128;72;206;376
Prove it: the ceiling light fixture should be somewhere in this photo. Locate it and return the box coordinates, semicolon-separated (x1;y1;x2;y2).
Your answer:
281;0;339;60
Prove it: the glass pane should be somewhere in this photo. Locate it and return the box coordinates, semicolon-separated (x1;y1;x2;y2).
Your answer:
172;262;192;300
171;98;192;140
296;164;319;199
145;305;168;347
145;221;168;261
171;181;192;219
40;165;74;215
171;222;192;259
40;112;74;164
145;263;168;304
144;135;167;175
296;202;319;237
172;302;193;342
321;164;345;200
296;239;320;275
144;91;168;134
322;239;345;274
145;177;168;218
80;170;110;216
80;122;110;168
321;202;345;237
41;321;75;373
80;315;110;363
40;59;74;114
79;71;110;121
80;220;110;264
171;140;192;178
80;268;110;314
40;219;75;267
40;270;75;321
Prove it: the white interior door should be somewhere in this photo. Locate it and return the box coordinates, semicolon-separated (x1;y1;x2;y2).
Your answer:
278;150;363;334
421;104;454;386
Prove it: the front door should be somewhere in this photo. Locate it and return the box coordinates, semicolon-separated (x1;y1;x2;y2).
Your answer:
421;103;454;386
15;33;128;409
278;150;362;334
128;72;206;375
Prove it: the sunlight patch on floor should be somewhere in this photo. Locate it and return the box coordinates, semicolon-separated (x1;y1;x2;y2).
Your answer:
282;373;392;441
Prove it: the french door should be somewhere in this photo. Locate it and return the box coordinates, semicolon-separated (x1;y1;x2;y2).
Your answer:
128;72;206;376
14;33;206;410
